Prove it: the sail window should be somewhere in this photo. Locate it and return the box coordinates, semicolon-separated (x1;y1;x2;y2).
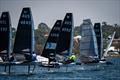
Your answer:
45;42;56;49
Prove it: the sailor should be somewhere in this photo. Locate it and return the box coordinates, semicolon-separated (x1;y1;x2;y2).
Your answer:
64;53;77;64
9;53;16;62
68;53;77;62
24;52;36;61
31;52;37;61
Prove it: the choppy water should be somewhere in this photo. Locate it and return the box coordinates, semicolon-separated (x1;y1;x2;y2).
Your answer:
0;58;120;80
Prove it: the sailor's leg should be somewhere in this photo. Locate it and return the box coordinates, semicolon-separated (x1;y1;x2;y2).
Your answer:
28;65;30;74
4;64;7;72
8;64;11;75
32;64;36;73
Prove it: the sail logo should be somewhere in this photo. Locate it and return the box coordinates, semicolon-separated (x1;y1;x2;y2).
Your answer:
0;20;6;24
50;33;59;37
62;28;71;32
94;29;100;32
57;22;60;25
22;14;30;19
45;42;56;49
20;20;31;25
64;21;72;25
23;10;28;14
66;15;70;19
0;27;7;32
53;27;60;31
3;14;6;18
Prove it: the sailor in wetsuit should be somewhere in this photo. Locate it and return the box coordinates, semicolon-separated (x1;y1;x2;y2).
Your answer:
24;52;36;62
64;53;77;64
9;53;16;62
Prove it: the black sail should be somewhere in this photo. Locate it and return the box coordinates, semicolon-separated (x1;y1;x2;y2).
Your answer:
41;20;62;60
0;12;11;61
94;23;103;60
56;13;74;56
13;7;35;55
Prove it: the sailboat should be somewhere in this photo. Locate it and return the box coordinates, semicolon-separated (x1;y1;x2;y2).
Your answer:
41;20;62;66
0;8;37;75
56;13;73;57
13;7;35;61
0;12;11;61
79;19;99;64
100;32;116;63
94;23;103;60
41;13;74;67
3;7;37;74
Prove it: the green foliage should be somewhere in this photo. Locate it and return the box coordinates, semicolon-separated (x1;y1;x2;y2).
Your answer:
11;27;16;38
74;26;80;36
102;24;120;39
35;23;50;48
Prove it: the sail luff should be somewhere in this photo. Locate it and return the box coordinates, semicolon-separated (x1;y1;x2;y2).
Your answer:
101;25;103;59
68;14;74;56
30;8;35;54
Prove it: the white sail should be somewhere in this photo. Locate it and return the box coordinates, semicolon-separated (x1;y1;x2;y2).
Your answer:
102;32;116;59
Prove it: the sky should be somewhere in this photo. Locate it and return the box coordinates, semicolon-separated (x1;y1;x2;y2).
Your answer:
0;0;120;29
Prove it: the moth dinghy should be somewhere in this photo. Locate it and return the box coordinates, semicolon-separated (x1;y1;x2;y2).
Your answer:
41;13;75;68
0;7;38;75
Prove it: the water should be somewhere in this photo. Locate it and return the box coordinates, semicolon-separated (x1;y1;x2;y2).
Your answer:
0;58;120;80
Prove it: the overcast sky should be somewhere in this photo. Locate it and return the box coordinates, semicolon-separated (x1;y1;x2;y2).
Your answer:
0;0;120;29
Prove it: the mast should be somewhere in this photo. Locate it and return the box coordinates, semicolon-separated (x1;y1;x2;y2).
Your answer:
8;12;12;60
30;8;35;54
